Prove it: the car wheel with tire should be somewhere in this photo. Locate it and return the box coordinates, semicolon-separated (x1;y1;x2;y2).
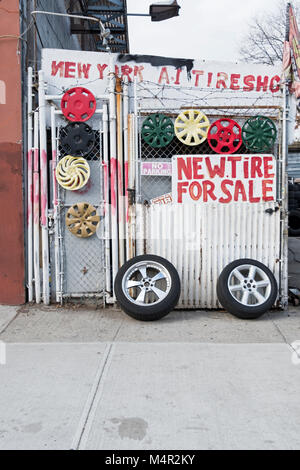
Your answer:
114;255;181;322
289;209;300;237
217;259;278;320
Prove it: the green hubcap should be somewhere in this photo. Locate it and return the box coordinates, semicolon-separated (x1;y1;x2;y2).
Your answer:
242;116;277;152
142;114;174;148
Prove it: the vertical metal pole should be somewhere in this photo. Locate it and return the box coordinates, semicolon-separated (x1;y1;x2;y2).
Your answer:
133;77;140;202
33;112;41;304
133;78;143;256
51;106;60;303
38;71;50;305
103;103;112;296
128;114;136;260
109;54;119;295
281;2;291;308
116;76;125;267
123;77;130;260
27;67;34;302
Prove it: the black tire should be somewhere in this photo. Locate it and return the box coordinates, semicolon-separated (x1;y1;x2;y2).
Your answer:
114;255;181;322
289;210;300;236
217;259;278;320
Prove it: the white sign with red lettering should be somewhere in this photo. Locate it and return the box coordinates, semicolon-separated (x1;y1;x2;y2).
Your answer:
141;162;172;176
42;49;281;110
151;193;173;205
172;155;276;204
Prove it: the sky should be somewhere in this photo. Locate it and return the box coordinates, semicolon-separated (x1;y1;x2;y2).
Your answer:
127;0;280;62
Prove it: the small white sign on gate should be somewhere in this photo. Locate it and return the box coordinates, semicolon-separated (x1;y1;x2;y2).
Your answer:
141;162;172;176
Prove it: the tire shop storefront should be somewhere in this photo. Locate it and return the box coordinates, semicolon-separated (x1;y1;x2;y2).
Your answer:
26;48;290;320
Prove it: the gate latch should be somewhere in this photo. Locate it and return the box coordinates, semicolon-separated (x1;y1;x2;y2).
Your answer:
265;207;279;215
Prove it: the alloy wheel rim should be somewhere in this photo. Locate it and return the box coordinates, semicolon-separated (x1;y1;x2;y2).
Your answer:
122;261;172;306
227;264;271;306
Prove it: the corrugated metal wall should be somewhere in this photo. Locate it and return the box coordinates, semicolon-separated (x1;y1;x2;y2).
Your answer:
142;202;281;309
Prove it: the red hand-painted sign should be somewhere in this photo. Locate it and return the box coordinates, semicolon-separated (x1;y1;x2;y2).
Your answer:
172;155;276;204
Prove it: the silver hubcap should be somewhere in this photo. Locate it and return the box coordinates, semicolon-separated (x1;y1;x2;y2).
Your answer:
122;261;171;306
228;264;271;306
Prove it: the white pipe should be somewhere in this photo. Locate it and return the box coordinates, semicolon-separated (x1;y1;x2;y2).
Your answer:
31;11;107;35
51;106;60;304
54;109;104;116
133;77;140;202
27;67;34;302
109;54;119;297
46;95;109;101
103;104;112;296
128;114;136;260
117;78;125;267
281;82;289;308
33;112;41;304
38;71;50;305
123;77;130;260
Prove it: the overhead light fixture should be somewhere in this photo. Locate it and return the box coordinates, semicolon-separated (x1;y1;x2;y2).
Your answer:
149;1;181;22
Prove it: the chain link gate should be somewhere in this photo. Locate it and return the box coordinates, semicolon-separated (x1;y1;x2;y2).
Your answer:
48;98;110;304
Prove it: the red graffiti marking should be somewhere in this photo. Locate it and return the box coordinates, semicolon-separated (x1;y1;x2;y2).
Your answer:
243;75;255;92
27;150;33;226
103;162;108;215
97;63;108;79
125;161;129;223
230;74;241;90
158;67;170;84
78;63;92;79
51;61;64;77
193;70;204;87
41;150;48;227
110;157;117;215
216;72;228;89
134;66;144;81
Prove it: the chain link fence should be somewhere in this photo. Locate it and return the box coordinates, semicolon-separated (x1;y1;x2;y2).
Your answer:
137;106;282;204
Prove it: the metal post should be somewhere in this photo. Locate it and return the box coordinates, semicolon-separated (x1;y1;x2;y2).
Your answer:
128;114;136;260
51;106;60;303
33;112;41;304
123;77;130;260
38;71;50;305
109;54;119;295
27;67;34;302
102;103;112;297
280;2;291;308
116;76;125;267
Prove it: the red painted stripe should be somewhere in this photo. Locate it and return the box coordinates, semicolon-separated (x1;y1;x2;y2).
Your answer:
41;150;48;226
125;161;129;223
110;157;117;215
27;150;33;226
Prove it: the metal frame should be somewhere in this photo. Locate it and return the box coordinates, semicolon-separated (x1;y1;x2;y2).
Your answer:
133;87;288;309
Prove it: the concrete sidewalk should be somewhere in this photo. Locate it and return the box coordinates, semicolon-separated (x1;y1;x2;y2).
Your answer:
0;304;300;450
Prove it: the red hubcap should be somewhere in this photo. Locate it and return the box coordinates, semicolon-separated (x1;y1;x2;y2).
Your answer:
208;119;242;154
61;87;96;122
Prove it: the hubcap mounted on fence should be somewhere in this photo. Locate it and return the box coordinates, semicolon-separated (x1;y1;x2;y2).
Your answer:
60;122;95;157
174;110;210;146
61;87;97;122
141;114;175;148
66;203;100;238
56;156;90;191
242;116;277;152
207;118;242;154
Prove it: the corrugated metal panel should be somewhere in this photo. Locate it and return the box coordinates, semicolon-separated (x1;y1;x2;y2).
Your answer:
142;202;281;309
288;153;300;178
